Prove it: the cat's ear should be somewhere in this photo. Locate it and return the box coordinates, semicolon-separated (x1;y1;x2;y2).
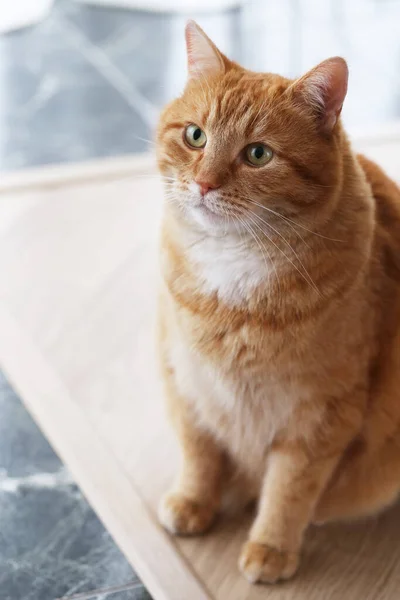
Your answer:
185;20;226;80
289;57;348;132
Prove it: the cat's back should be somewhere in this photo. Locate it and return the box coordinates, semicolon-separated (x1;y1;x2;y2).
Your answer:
357;154;400;281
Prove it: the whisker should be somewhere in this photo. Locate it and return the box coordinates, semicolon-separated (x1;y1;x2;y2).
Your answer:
251;206;312;251
245;215;282;293
244;211;321;296
246;209;315;282
243;196;342;242
244;215;282;293
236;214;274;289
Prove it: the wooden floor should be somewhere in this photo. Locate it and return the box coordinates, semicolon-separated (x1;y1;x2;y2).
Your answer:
1;132;400;600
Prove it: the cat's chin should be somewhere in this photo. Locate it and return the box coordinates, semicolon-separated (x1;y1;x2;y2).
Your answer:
188;203;235;235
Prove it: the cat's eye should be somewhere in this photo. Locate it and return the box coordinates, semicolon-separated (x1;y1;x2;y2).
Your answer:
184;124;207;149
245;143;273;166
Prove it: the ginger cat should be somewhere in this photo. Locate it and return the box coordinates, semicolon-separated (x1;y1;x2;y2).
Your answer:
156;20;400;584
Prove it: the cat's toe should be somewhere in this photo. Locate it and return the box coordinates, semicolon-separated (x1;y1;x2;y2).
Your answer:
158;492;216;535
239;541;299;584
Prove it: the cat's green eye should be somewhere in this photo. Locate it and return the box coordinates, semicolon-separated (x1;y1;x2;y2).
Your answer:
245;143;273;166
185;124;207;149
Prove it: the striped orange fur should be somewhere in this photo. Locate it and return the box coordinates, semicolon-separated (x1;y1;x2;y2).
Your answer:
156;20;400;584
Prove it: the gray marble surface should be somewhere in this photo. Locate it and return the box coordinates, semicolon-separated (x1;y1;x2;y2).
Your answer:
0;372;151;600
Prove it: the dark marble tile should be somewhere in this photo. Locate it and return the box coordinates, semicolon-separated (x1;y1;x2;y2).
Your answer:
86;585;152;600
0;372;61;478
0;373;149;600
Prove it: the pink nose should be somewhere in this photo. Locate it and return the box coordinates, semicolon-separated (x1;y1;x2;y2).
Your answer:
195;180;220;196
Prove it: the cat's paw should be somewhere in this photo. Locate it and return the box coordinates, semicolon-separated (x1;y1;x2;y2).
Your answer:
239;541;299;584
158;492;216;536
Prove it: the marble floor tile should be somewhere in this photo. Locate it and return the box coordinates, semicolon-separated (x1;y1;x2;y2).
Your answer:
0;372;61;478
92;589;152;600
0;373;150;600
65;584;152;599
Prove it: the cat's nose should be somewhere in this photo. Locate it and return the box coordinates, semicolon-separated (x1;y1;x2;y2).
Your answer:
195;179;220;196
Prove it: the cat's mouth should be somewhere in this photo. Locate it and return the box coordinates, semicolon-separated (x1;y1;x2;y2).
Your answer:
182;184;238;231
190;197;228;228
198;200;220;216
196;198;226;219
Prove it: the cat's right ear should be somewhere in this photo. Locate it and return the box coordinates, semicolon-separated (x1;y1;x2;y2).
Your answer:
185;20;226;80
288;57;348;132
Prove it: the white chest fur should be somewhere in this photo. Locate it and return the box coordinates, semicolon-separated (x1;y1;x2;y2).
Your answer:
186;232;272;305
168;328;314;484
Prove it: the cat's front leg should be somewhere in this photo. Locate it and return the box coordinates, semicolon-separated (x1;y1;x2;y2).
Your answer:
158;364;225;536
159;423;224;536
239;446;342;583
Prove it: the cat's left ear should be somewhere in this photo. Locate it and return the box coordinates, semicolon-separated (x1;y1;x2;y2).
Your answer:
185;20;227;80
289;57;348;132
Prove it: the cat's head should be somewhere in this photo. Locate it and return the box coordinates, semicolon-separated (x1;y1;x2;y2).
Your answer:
157;20;348;235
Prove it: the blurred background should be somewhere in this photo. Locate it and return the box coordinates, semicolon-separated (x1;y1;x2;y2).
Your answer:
0;0;400;172
0;1;399;599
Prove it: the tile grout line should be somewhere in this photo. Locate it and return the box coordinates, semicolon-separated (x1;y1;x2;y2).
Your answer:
56;580;144;600
57;15;158;129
